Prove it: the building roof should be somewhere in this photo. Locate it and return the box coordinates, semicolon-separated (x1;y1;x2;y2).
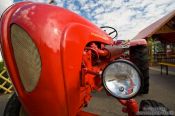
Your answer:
133;10;175;43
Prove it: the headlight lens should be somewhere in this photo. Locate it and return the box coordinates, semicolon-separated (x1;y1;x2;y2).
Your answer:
102;59;142;99
11;24;41;92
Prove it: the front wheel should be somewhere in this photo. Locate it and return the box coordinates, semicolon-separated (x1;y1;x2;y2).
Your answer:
139;100;173;116
130;45;149;94
4;93;27;116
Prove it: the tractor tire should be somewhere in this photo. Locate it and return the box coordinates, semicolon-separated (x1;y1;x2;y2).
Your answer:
130;45;149;94
4;93;27;116
139;100;172;116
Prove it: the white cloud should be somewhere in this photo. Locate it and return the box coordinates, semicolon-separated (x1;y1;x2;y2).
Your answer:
3;0;175;40
52;0;175;40
0;0;14;61
0;0;174;60
0;0;13;17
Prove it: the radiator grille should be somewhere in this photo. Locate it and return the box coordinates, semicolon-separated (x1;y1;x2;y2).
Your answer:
11;24;41;92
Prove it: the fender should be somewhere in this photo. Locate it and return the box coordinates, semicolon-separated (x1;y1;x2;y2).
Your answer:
115;39;147;48
61;23;113;116
129;39;147;47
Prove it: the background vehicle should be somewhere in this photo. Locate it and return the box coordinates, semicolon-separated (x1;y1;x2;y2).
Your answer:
0;2;156;116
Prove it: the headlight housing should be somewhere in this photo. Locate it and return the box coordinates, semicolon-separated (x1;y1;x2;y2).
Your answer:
102;59;142;99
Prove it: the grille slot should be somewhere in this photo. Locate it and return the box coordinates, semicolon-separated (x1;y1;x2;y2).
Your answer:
11;24;41;92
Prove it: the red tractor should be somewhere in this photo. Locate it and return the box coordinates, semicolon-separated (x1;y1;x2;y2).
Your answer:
0;2;169;116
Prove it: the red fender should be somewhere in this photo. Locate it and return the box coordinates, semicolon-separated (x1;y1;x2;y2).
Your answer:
61;23;113;115
114;39;147;48
129;39;147;47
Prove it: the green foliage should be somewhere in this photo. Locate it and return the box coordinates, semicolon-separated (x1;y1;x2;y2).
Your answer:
147;37;153;63
0;61;4;72
154;41;164;53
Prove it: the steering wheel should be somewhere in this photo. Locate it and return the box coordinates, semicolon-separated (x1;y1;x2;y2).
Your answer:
101;26;118;39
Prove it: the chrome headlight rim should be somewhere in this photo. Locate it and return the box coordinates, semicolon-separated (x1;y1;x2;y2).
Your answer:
102;59;143;100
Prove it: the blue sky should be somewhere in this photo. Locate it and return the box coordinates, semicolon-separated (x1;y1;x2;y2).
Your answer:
1;0;175;40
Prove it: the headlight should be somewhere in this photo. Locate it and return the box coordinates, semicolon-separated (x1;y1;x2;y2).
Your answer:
102;59;142;99
11;24;41;92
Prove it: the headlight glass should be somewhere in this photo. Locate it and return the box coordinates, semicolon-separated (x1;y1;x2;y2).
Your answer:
102;59;142;99
11;24;41;92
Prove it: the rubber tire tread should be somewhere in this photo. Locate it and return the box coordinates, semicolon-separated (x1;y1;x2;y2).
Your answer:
4;93;21;116
139;100;171;116
130;45;149;94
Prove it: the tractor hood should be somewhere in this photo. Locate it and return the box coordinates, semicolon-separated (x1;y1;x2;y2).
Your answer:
0;2;113;116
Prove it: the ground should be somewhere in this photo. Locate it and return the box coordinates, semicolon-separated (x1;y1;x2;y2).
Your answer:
0;67;175;116
84;67;175;116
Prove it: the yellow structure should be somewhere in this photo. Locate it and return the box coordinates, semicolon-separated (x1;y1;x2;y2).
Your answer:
0;67;13;94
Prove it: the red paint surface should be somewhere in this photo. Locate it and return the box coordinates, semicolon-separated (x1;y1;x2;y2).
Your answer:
0;2;140;116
